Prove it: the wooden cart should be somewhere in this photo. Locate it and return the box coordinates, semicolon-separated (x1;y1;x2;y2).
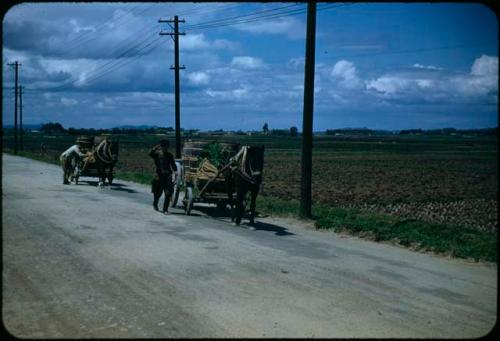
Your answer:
178;140;239;215
73;135;118;185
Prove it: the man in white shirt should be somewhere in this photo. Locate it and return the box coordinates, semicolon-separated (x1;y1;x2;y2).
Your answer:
60;145;87;184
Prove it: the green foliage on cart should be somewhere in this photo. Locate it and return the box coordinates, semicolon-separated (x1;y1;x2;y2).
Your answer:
199;142;234;168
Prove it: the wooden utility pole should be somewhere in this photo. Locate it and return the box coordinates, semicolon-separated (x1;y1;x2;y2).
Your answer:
8;61;20;155
19;85;23;151
300;2;317;218
159;16;186;159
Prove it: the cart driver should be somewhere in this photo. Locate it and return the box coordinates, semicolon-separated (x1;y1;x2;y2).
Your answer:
60;144;86;185
149;139;177;213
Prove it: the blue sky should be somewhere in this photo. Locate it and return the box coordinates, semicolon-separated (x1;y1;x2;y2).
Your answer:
2;2;498;130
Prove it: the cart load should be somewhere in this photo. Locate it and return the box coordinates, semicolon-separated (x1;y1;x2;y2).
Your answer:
179;140;240;214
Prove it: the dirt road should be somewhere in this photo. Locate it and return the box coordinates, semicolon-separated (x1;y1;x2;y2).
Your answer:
2;154;497;338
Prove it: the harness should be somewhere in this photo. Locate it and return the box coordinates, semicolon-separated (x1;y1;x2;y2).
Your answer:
231;146;261;185
95;139;115;165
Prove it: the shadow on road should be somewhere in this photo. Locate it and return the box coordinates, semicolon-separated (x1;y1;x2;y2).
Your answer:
109;183;139;194
196;205;230;218
195;205;295;236
76;180;139;193
248;221;295;236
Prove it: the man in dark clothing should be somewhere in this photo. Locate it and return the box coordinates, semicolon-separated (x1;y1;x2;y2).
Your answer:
149;139;177;213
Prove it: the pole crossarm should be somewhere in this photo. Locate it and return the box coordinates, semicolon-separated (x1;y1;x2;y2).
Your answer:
159;31;186;36
159;18;186;23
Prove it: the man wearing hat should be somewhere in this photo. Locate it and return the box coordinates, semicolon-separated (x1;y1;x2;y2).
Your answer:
60;143;87;184
148;139;177;213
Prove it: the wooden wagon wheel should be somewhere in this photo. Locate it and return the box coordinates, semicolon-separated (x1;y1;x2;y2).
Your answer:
184;187;194;215
170;182;180;208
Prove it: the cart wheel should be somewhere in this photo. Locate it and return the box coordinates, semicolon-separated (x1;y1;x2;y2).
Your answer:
185;187;193;215
170;183;180;208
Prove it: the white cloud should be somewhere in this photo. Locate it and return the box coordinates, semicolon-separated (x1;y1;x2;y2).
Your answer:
412;63;443;71
331;60;363;89
187;71;210;86
180;33;210;50
231;56;265;70
236;16;305;39
365;55;498;103
213;39;239;50
416;79;434;89
61;97;78;106
471;54;498;76
69;19;95;34
365;76;411;94
206;87;250;100
288;57;305;70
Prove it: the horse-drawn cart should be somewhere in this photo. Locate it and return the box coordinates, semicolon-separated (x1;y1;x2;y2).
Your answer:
73;135;119;186
178;140;240;215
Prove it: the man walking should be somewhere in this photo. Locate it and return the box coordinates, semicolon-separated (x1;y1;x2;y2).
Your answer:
149;139;177;213
60;144;87;184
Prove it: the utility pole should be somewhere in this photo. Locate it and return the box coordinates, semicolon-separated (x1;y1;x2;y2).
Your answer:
19;85;24;151
7;61;20;155
300;2;317;218
159;16;186;159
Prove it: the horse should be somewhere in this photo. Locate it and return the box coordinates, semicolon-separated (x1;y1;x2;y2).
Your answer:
225;145;265;226
78;137;119;187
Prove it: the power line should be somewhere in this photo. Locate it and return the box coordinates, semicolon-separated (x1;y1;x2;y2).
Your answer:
18;38;495;94
183;3;302;29
63;3;141;49
27;36;163;92
19;4;239;93
319;41;498;61
175;2;240;17
79;37;163;87
184;3;353;31
63;3;159;56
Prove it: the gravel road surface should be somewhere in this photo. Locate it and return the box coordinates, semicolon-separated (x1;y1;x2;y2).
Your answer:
2;154;497;338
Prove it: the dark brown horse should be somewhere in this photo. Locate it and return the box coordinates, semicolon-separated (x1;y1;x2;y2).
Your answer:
78;137;119;187
225;145;265;225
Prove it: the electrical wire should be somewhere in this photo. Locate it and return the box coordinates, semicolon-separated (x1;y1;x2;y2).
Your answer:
184;3;352;31
75;37;163;88
28;35;163;92
64;3;159;56
183;3;302;29
63;3;142;49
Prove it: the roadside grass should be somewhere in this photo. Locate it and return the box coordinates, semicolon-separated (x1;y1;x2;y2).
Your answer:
8;150;60;166
114;171;154;185
256;196;497;263
5;150;496;263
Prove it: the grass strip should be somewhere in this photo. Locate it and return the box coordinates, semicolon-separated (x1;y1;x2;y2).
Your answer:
257;196;497;263
114;171;154;185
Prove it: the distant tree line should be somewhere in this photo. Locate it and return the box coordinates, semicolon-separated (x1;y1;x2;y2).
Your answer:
398;127;498;135
326;127;498;136
39;123;183;135
35;122;497;137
